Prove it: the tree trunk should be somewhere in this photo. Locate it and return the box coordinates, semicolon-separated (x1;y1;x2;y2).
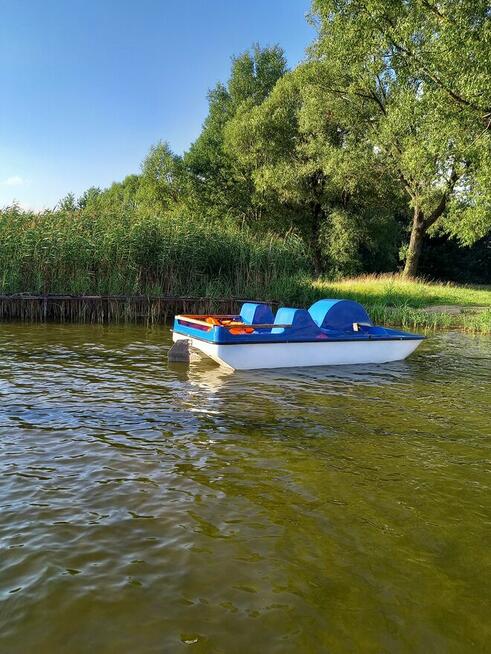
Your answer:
402;169;458;278
311;202;324;275
403;205;425;277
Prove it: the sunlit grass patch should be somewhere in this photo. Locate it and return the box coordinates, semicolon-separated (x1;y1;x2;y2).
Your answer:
309;274;491;309
268;274;491;334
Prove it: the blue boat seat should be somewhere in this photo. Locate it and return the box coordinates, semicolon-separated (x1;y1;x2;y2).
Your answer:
271;307;321;335
239;302;274;325
309;299;372;332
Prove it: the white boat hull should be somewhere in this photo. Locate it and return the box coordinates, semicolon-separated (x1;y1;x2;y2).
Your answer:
172;332;422;371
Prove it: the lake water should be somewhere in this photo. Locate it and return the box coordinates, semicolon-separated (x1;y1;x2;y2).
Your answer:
0;324;489;653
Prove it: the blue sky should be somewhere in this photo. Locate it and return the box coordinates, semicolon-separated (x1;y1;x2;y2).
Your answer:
0;0;313;209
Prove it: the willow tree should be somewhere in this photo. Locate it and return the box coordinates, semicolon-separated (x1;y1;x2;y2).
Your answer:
225;68;402;275
310;0;491;276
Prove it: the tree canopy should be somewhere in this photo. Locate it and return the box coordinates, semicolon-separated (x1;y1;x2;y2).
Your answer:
225;67;402;274
310;0;491;274
182;44;287;222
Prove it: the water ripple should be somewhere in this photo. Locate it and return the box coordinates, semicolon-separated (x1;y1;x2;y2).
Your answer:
0;324;489;653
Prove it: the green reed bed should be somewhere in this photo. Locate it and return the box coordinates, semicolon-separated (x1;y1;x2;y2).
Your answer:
0;206;308;298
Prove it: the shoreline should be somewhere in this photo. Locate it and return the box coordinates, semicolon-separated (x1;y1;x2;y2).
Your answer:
0;293;489;334
0;294;257;325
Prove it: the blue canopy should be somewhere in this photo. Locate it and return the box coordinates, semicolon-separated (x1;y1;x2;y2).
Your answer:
309;299;372;331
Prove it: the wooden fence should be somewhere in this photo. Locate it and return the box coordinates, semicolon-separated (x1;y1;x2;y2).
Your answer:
0;295;278;324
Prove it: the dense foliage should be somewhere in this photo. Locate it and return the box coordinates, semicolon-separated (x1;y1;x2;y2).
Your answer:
310;0;491;276
2;4;490;285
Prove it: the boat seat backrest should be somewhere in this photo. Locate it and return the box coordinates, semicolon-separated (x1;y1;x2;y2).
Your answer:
309;299;339;327
271;308;320;335
291;309;320;332
271;307;297;334
239;302;274;325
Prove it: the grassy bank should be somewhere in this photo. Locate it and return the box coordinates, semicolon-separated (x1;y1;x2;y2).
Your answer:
0;207;489;332
279;275;491;334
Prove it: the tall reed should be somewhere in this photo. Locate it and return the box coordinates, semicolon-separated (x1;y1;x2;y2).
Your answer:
0;206;309;297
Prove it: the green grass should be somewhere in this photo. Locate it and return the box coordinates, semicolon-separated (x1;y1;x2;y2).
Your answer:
268;274;491;334
311;274;491;309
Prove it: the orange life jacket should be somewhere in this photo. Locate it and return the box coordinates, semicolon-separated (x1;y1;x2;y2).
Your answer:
205;316;254;335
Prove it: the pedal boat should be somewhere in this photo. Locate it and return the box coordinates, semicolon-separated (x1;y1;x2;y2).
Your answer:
171;299;424;370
